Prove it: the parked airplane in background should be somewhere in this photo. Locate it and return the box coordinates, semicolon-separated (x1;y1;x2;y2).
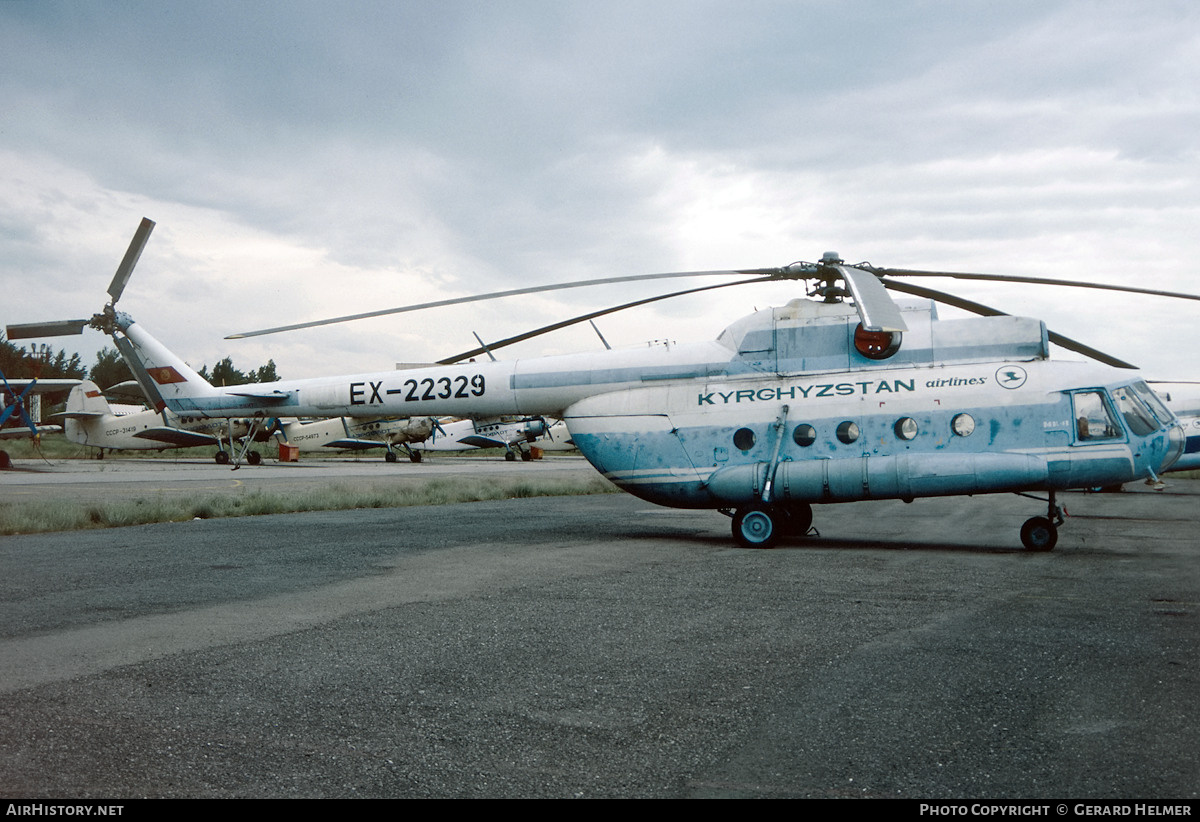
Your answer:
274;415;571;461
1;372;78;468
54;379;267;464
275;415;440;462
418;416;573;460
1;373;78;441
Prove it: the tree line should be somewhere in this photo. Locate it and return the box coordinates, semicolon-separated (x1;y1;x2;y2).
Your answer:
1;334;280;391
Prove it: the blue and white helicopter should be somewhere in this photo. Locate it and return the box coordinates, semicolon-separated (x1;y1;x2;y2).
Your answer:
9;219;1195;550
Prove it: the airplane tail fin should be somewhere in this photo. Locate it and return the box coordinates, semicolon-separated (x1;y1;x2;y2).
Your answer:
66;380;114;416
57;380;113;445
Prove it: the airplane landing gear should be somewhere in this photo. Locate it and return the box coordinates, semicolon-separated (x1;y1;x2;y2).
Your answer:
215;451;230;465
1019;490;1063;551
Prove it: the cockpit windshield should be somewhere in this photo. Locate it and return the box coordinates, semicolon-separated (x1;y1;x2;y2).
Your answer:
1111;385;1161;437
1129;380;1175;426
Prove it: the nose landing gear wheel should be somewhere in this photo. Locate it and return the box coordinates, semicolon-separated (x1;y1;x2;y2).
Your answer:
732;506;779;549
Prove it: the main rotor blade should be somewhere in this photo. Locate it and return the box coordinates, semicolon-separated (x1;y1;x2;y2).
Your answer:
437;277;763;364
880;278;1138;369
227;267;784;339
108;217;156;304
5;319;90;340
871;267;1200;303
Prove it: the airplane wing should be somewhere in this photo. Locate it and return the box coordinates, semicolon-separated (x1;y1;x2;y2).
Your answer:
1;378;82;395
322;438;387;451
0;424;62;439
132;427;221;447
456;435;509;449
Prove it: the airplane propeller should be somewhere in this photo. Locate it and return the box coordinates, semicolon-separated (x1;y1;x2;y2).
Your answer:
0;373;39;433
6;218;156;341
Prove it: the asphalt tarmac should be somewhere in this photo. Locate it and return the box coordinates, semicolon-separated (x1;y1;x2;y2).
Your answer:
0;457;1197;798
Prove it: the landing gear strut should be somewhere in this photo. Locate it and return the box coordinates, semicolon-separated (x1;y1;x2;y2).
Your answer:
1019;490;1063;551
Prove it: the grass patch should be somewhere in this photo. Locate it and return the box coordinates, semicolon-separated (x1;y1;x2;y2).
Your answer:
0;475;618;536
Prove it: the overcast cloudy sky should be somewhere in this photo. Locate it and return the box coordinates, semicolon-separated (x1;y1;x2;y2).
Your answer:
3;0;1198;381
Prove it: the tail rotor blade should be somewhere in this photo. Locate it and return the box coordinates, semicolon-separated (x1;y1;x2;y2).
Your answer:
107;217;155;304
5;319;90;340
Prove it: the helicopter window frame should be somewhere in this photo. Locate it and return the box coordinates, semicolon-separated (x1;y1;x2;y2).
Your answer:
894;417;918;441
1070;390;1123;444
951;413;975;437
836;421;860;444
792;423;816;447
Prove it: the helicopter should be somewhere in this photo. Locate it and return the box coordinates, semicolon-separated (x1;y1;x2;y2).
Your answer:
7;219;1195;550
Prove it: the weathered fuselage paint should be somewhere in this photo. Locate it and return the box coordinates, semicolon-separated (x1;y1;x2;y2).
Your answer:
109;299;1185;510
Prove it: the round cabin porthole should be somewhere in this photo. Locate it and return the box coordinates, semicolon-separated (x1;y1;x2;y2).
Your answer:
733;427;756;451
952;413;976;437
792;424;816;447
853;323;902;360
894;417;918;441
836;421;860;444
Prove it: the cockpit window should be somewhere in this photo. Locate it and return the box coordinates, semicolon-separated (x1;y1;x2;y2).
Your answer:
1072;391;1121;441
1111;386;1158;437
1129;381;1175;425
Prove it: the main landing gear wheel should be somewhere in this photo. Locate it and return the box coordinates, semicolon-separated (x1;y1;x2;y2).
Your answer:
247;451;262;466
385;451;397;463
409;450;422;463
732;506;779;549
505;451;516;461
1020;516;1058;552
215;451;230;465
520;449;532;462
